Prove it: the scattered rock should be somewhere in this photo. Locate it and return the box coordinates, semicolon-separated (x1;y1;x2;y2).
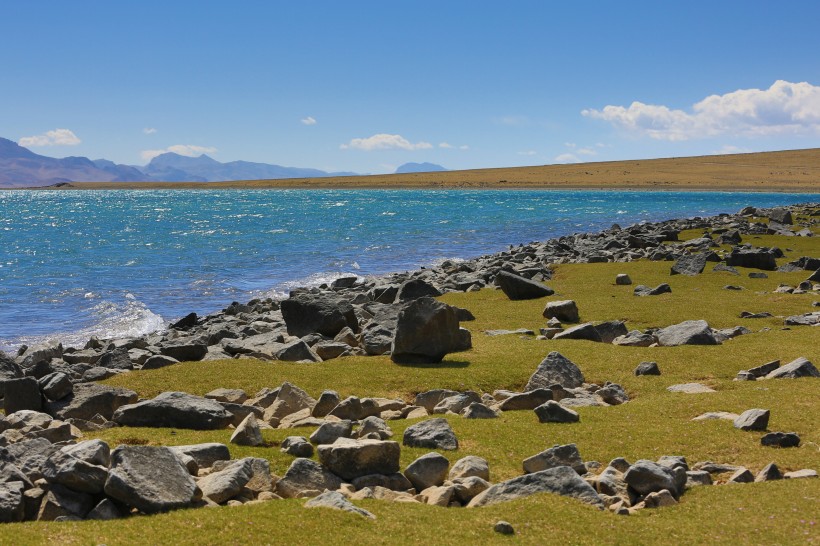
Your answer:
494;521;515;535
667;383;716;394
404;452;450;491
113;391;233;430
317;438;401;480
523;444;585;475
274;458;343;499
534;401;580;423
634;361;661;376
496;271;554;300
760;432;800;448
615;274;632;285
391;297;469;364
634;283;672;297
402;418;459;450
543;300;580;323
468;466;603;508
305;490;375;519
764;357;819;379
230;413;264;446
525;352;584;390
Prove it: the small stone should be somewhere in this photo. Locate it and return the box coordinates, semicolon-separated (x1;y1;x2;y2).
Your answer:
667;383;716;394
615;274;632;285
727;468;754;484
281;436;314;457
634;361;661;376
784;469;818;479
494;521;515;535
733;409;769;431
755;463;783;482
533;400;579;423
760;431;800;448
230;413;264;447
304;491;375;519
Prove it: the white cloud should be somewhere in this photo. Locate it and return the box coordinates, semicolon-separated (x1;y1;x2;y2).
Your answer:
141;144;217;162
459;145;469;150
554;153;580;163
576;147;597;156
340;133;433;151
439;142;453;148
143;127;157;135
582;80;820;140
301;116;317;125
518;150;537;156
19;128;81;147
495;115;530;127
711;144;751;155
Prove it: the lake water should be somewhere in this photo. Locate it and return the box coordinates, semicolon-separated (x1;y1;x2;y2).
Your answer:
0;189;814;352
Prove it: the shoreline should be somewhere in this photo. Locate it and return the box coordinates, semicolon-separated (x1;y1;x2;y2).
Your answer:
8;148;820;193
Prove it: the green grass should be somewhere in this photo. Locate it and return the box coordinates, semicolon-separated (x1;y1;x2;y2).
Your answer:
5;230;820;544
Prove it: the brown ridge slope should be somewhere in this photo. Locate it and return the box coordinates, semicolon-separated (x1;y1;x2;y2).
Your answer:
47;148;820;192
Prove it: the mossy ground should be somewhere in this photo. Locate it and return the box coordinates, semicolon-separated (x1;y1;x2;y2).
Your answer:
5;227;819;545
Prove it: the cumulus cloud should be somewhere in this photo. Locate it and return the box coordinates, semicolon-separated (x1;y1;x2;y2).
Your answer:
711;144;751;155
143;127;157;135
439;142;453;148
19;128;81;147
554;153;580;163
459;145;469;150
141;144;217;162
301;116;317;125
340;133;433;151
582;80;820;140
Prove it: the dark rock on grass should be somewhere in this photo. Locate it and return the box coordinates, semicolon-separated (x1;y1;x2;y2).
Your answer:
633;283;672;296
656;320;719;346
160;341;207;362
739;311;772;319
728;468;754;484
712;263;740;275
395;279;442;302
761;432;800;448
594;320;628;344
552;322;602;342
38;372;72;401
496;271;554;300
104;446;200;514
635;361;661;376
404;452;450;491
767;207;793;224
140;355;179;370
275;458;343;499
624;460;683;498
543;300;580;323
614;330;656;347
733;409;770;431
281;436;314;457
3;377;42;414
305;491;375;519
498;389;553;411
494;521;515;535
170;443;231;469
461;402;499;419
311;390;341;418
198;458;253;504
597;383;629;405
280;292;358;338
468;466;603;508
671;253;708;276
37;483;94;521
534;401;579;423
522;443;585;475
755;462;784;482
615;274;632;285
808;268;820;282
403;418;458;450
525;351;584;390
97;348;133;370
391;297;468;364
784;312;820;326
113;391;233;430
745;360;780;378
727;247;777;271
764;357;819;379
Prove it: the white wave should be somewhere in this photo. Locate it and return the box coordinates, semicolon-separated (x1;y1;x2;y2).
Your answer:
256;271;362;301
1;297;166;353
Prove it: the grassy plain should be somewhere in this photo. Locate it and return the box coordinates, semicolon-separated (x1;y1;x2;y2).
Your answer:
49;148;820;192
5;224;818;545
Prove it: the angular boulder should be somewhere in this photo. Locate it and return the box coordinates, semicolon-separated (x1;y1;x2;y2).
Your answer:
318;439;401;481
391;297;468;364
525;352;584;390
496;271;554;300
764;357;819;379
113;391;233;430
44;383;138;421
656;320;719;346
522;444;585;475
543;300;579;323
274;458;343;499
468;466;602;508
280;292;359;338
534;401;580;423
404;452;450;491
402;418;458;450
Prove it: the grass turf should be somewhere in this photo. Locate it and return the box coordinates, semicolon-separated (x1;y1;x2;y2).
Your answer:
4;229;819;545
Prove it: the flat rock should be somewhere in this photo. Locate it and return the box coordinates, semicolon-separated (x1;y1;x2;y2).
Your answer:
318;438;400;481
733;408;770;431
656;320;719;346
534;400;579;423
402;418;458;450
671;253;708;276
764;357;819;379
274;458;343;499
468;466;602;508
305;490;375;519
667;383;716;394
496;271;554;300
498;389;553;411
44;383;138;421
113;391;233;430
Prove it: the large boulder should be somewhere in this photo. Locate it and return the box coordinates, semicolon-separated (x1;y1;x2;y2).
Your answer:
404;452;450;491
169;443;231;469
44;383;138;421
395;279;442;302
0;482;25;523
305;490;375;519
42;450;109;494
523;444;586;475
0;352;23;398
671;253;708;276
104;446;200;514
656;320;719;346
402;418;459;450
112;392;233;430
197;458;253;504
726;247;778;271
274;458;343;499
280;292;358;338
767;208;793;225
3;377;42;414
525;352;584;390
391;297;469;364
468;466;602;508
624;460;684;499
496;271;554;300
317;438;401;480
543;300;579;323
38;372;73;401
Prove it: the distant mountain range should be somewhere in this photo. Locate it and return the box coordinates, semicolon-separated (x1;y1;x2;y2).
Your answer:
394;162;447;174
0;137;358;188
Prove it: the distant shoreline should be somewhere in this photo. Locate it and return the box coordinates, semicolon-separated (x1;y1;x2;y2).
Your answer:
9;148;820;193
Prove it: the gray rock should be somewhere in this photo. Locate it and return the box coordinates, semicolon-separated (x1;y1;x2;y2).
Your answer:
543;300;580;323
468;466;602;508
523;443;585;475
496;271;554;300
141;355;179;370
356;416;393;440
552;322;602;342
85;498;122;521
61;439;111;467
727;247;777;271
230;413;264;446
169;443;231;469
760;431;800;448
3;438;59;481
764;357;819;379
403;418;458;450
671;253;708;276
404;452;450;491
204;388;248;404
685;470;713;487
498;389;553;411
5;409;52;429
461;402;499;419
105;446;200;514
318;438;401;480
38;372;73;401
635;361;661;376
615;274;632;285
263;382;316;427
275;458;343;498
667;383;716;394
391;297;469;364
656;320;719;346
613;330;656;347
449;456;490;481
633;283;672;296
351;473;413;492
275;339;321;362
767;208;793;224
43;450;109;494
44;382;138;421
433;392;481;414
280;292;358;338
0;481;25;523
784;469;818;479
311;390;341;418
81;367;121;382
534;401;580;423
755;463;783;482
113;391;233;430
305;490;375;519
746;360;780;378
525;351;584;390
198;458;253;504
728;468;754;483
594;320;629;343
97;348;134;370
597;383;629;405
37;483;93;521
733;408;770;431
395;279;442;302
494;521;515;535
310;420;353;445
328;396;380;421
3;377;42;414
414;389;460;413
623;460;682;498
159;341;208;362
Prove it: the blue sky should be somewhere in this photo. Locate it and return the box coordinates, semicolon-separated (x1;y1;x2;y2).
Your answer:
2;1;820;174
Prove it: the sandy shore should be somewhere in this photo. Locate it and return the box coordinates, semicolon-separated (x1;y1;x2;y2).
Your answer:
30;148;820;192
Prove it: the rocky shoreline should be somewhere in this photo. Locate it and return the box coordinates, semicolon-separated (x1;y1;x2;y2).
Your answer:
0;202;817;525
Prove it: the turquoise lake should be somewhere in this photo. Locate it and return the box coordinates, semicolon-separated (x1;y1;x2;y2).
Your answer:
0;189;815;352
